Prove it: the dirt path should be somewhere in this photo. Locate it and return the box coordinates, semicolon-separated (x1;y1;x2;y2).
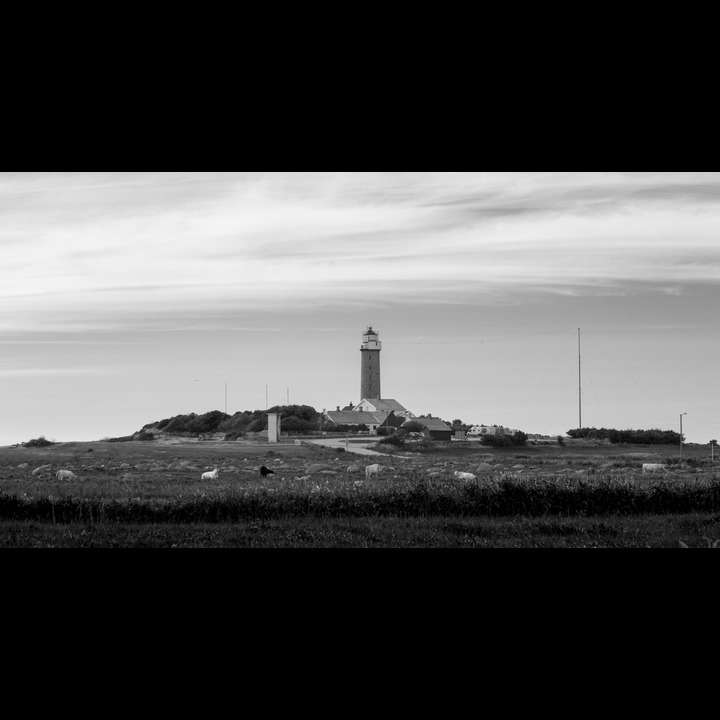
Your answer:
307;438;385;456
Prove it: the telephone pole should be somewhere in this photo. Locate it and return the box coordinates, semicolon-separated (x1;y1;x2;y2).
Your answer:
578;328;582;430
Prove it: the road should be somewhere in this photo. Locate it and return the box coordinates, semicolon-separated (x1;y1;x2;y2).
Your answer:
308;438;385;456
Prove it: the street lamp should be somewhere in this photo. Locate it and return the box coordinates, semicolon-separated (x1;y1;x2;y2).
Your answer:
680;413;687;462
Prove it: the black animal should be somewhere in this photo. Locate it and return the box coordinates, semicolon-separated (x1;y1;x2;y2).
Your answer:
260;465;275;478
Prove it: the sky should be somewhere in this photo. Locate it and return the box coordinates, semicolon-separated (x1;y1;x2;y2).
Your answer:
1;171;718;446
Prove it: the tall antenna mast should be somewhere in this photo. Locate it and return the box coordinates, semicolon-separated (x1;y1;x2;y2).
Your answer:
578;328;582;430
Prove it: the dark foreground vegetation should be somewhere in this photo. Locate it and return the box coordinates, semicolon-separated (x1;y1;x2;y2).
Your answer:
1;475;719;548
2;513;719;548
2;475;719;523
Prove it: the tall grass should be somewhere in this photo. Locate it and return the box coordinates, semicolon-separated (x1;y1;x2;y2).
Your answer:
1;473;718;523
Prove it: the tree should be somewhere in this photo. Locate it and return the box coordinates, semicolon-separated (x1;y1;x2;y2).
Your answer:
481;431;528;448
403;420;425;434
267;404;319;422
512;431;528;447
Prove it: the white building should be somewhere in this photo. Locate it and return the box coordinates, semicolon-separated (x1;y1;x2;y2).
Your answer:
354;398;416;420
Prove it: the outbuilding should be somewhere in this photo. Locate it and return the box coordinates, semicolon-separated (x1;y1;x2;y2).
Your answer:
407;416;453;442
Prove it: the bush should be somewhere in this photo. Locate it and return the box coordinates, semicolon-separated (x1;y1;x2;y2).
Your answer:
512;431;528;447
567;427;682;445
480;434;509;447
403;420;425;434
219;411;262;434
267;404;319;422
246;417;268;433
481;432;528;447
280;416;318;433
186;411;229;434
329;423;370;434
379;435;405;448
141;406;326;439
25;436;53;448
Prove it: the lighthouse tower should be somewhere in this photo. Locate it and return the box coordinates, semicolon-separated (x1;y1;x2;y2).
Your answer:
360;326;382;400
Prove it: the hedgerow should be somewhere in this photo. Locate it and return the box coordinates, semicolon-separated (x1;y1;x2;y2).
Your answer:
1;475;718;522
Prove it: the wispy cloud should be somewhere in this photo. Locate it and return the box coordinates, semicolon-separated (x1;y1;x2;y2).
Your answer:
3;172;720;334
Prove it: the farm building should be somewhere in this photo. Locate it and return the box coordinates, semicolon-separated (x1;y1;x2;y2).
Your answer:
407;417;453;442
355;398;416;419
324;409;391;433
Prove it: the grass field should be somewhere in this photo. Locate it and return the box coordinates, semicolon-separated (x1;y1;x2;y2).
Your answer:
1;436;718;547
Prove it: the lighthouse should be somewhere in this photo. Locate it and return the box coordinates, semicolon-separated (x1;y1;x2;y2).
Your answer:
360;326;382;400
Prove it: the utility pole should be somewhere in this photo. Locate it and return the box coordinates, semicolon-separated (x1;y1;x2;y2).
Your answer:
479;339;484;424
225;381;227;414
578;328;582;431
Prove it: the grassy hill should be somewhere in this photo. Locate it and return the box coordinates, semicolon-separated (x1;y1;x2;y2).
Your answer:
130;405;323;441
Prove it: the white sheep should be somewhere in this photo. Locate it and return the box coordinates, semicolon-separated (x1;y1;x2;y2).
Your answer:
454;471;477;482
642;463;667;474
201;469;219;480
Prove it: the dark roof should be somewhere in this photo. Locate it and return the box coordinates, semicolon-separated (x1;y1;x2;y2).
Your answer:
411;417;452;432
325;411;389;425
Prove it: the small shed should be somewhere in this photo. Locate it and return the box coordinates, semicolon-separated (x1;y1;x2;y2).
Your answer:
409;417;453;442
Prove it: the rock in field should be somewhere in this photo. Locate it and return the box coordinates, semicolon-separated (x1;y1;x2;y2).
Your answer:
306;463;333;475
